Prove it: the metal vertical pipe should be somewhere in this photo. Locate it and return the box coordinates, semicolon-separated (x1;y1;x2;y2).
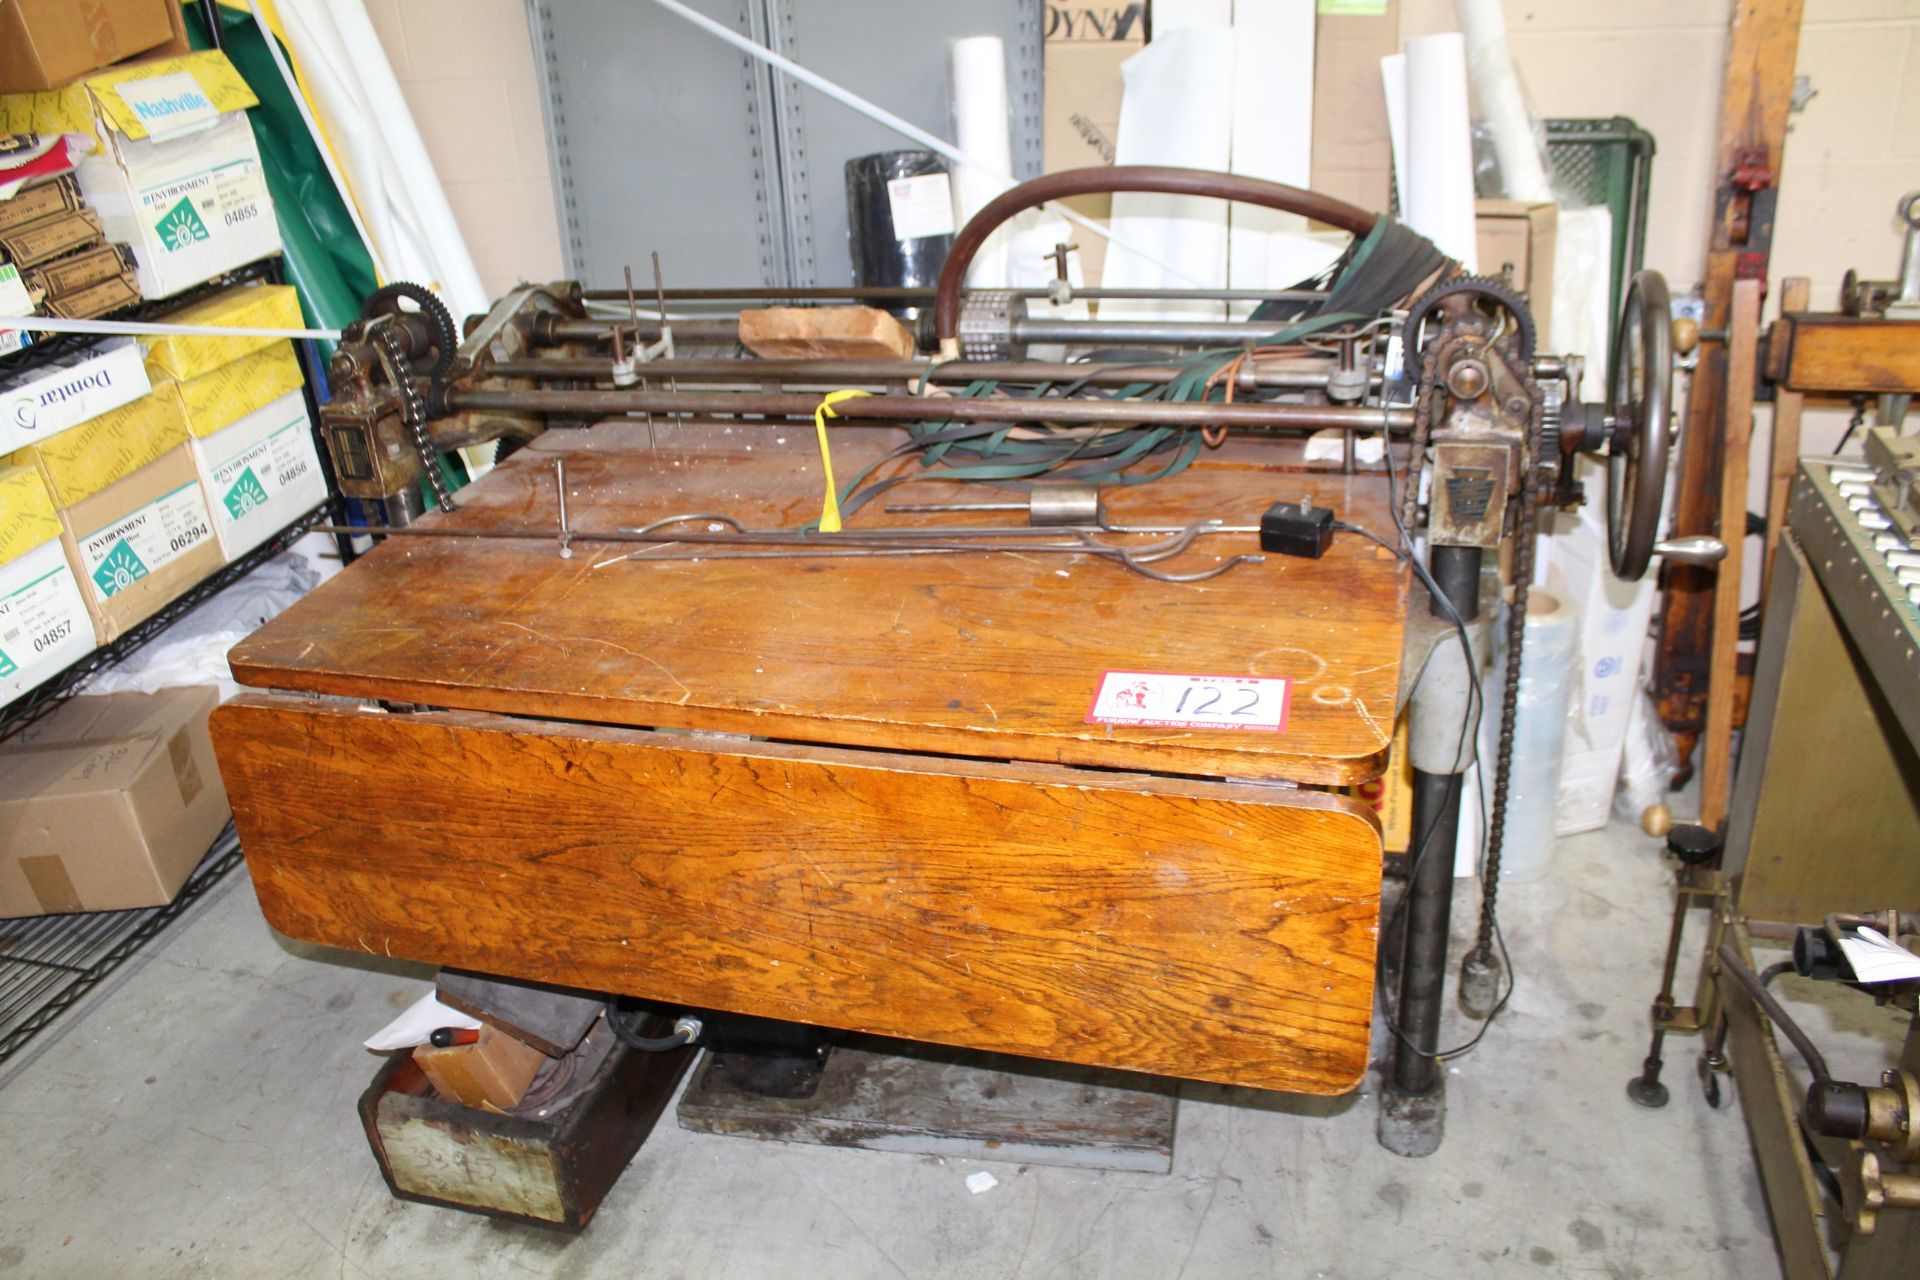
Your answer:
1391;544;1482;1097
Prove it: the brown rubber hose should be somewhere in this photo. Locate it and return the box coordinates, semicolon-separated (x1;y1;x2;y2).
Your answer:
932;165;1381;346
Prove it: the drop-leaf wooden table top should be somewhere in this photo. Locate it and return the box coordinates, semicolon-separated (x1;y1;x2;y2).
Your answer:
231;424;1410;787
214;423;1411;1095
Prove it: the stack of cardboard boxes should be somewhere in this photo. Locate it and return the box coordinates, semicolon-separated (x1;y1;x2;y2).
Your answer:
0;282;326;707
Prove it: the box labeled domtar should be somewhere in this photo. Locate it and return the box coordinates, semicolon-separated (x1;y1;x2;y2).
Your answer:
0;337;151;455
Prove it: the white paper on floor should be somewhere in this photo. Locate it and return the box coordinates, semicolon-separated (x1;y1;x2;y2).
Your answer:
364;991;483;1052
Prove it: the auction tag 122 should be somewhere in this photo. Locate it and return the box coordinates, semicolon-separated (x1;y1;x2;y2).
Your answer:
1085;671;1291;732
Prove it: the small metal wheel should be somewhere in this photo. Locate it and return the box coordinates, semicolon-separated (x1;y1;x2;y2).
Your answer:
1606;270;1674;580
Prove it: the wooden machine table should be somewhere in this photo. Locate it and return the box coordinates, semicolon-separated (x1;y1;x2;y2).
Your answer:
212;424;1409;1096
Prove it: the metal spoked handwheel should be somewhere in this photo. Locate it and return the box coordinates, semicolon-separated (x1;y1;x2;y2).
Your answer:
1607;270;1674;581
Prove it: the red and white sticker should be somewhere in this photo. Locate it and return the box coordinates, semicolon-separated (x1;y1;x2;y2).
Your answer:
1085;671;1291;732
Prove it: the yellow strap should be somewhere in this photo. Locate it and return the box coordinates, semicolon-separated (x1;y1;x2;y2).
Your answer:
812;389;870;533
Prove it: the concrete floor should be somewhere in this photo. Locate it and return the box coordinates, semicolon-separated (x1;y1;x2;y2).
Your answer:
0;817;1800;1279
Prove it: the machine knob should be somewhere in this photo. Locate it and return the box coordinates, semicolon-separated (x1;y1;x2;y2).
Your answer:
1672;315;1701;356
1666;823;1721;866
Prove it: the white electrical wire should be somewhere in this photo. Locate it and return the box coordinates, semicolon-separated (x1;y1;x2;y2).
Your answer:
648;0;1207;289
0;315;342;340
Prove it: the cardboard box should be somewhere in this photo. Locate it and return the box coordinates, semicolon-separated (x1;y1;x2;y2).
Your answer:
0;337;151;454
145;283;302;382
1042;4;1145;288
0;465;95;710
6;382;222;642
0;0;181;95
62;446;220;642
1475;198;1557;344
172;342;321;559
1341;713;1413;854
1309;0;1400;217
3;376;185;507
183;365;324;561
60;52;280;299
0;687;229;918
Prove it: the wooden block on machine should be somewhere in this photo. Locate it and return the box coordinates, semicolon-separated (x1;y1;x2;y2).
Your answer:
411;1023;550;1109
737;306;917;360
437;970;604;1057
212;695;1385;1096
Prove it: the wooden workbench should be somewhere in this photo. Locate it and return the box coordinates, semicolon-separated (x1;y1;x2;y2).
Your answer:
214;423;1412;1095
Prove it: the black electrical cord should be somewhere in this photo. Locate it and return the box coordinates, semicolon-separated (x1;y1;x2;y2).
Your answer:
604;998;697;1052
1716;943;1832;1086
1334;515;1514;1062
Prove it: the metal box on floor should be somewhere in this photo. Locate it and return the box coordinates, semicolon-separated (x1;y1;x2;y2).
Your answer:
358;1028;693;1231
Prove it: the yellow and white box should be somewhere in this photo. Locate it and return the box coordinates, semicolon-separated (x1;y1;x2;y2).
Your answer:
176;342;324;559
28;51;285;299
0;465;96;709
0;338;151;455
5;388;223;643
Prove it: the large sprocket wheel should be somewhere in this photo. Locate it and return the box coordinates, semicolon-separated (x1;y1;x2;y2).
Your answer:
1402;273;1538;370
362;282;459;382
1606;270;1674;581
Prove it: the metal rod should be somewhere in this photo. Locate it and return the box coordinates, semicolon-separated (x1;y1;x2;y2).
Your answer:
446;387;1413;432
554;458;572;558
483;357;1374;391
542;313;1349;349
1392;768;1464;1097
581;285;1329;303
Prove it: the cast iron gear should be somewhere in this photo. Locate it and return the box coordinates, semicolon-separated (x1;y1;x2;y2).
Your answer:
1402;273;1537;371
362;282;459;382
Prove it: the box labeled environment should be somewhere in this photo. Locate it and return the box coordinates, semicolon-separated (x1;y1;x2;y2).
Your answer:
0;465;95;710
0;337;151;455
5;386;221;642
0;686;229;918
177;345;323;560
66;52;280;298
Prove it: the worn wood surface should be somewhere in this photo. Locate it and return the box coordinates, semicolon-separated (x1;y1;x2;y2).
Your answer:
1762;279;1811;596
1652;0;1805;778
737;306;918;360
230;425;1409;786
1775;313;1920;395
1702;279;1762;830
213;696;1384;1094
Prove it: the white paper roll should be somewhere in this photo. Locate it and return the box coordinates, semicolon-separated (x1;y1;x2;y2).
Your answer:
949;36;1014;287
1227;0;1337;308
1403;33;1478;270
1456;0;1551;202
1100;25;1234;321
1484;588;1580;882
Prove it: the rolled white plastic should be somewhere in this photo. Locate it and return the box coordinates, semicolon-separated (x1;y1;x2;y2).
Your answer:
1402;33;1478;269
1456;0;1551;202
1101;25;1234;320
949;36;1014;287
1483;587;1580;882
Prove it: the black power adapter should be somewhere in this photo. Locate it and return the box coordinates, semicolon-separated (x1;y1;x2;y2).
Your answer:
1259;499;1335;558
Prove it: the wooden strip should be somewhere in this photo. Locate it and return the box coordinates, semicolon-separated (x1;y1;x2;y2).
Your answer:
1762;279;1811;598
1701;279;1763;830
1652;0;1805;779
211;695;1384;1095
